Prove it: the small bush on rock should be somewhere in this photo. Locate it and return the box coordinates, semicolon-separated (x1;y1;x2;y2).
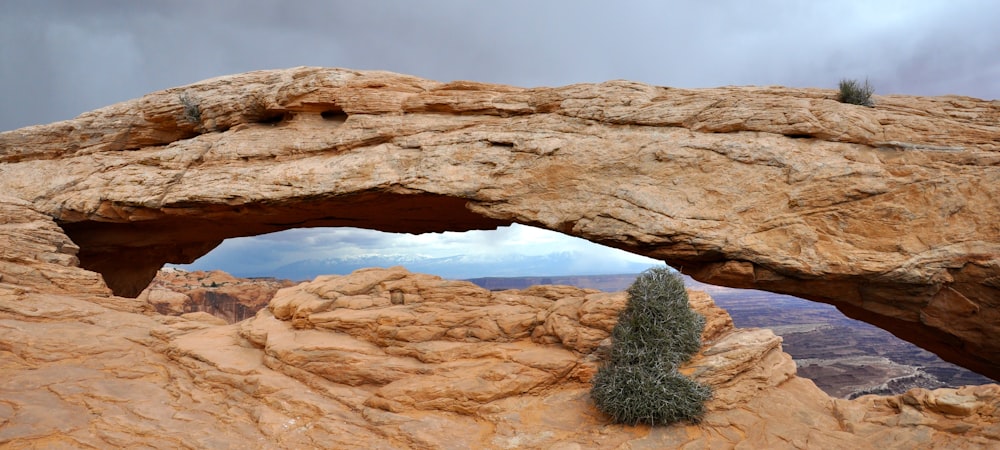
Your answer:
838;78;875;107
590;361;711;425
590;267;711;425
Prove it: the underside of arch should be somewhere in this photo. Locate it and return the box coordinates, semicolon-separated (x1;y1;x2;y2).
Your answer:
60;192;511;298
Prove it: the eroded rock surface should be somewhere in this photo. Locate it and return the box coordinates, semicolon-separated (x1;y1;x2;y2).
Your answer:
140;269;294;323
126;268;1000;449
4;218;1000;450
1;67;997;378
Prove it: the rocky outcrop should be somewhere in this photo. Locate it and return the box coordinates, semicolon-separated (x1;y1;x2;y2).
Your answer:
3;232;999;449
1;67;997;378
140;269;294;323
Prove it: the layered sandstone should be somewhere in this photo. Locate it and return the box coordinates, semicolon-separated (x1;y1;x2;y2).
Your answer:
140;269;294;323
1;67;997;378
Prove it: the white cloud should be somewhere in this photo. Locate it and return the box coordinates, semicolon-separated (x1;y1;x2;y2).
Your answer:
175;224;661;277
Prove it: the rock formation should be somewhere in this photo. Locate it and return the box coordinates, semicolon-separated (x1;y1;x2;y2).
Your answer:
1;67;997;379
3;232;999;448
140;269;294;323
2;67;1000;447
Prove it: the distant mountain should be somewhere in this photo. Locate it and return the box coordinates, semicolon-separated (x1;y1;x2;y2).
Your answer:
266;252;660;282
468;272;732;293
468;274;642;292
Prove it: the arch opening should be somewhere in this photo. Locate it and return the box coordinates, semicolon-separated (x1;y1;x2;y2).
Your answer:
59;192;510;298
170;224;663;282
158;225;992;397
53;190;1000;383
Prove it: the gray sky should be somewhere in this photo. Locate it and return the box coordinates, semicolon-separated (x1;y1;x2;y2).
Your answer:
3;0;998;131
3;0;998;277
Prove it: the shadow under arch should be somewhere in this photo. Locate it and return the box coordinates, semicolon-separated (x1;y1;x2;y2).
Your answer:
57;189;1000;383
61;192;509;299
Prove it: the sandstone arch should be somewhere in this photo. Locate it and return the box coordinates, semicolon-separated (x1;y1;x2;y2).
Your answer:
1;67;998;380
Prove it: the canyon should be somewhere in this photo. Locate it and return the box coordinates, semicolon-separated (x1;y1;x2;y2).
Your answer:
468;273;995;398
1;67;999;447
141;268;294;323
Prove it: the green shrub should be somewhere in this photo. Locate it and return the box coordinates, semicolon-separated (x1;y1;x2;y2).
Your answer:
612;268;705;364
590;362;712;425
590;267;711;425
838;78;875;107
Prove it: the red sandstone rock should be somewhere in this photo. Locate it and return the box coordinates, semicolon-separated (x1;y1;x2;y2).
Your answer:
139;268;294;323
1;68;997;379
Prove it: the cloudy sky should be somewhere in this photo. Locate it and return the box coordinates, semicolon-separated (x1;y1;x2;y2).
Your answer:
3;1;998;278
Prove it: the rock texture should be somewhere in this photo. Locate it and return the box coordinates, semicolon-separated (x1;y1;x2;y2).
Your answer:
3;233;999;449
1;67;997;378
2;67;1000;447
140;269;294;323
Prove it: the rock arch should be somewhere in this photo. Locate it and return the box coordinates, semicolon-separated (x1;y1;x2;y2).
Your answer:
2;67;998;379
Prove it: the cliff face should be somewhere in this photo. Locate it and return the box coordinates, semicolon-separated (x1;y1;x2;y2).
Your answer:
1;67;997;379
140;269;294;323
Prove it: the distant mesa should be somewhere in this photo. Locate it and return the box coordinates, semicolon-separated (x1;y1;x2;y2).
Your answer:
261;251;658;282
